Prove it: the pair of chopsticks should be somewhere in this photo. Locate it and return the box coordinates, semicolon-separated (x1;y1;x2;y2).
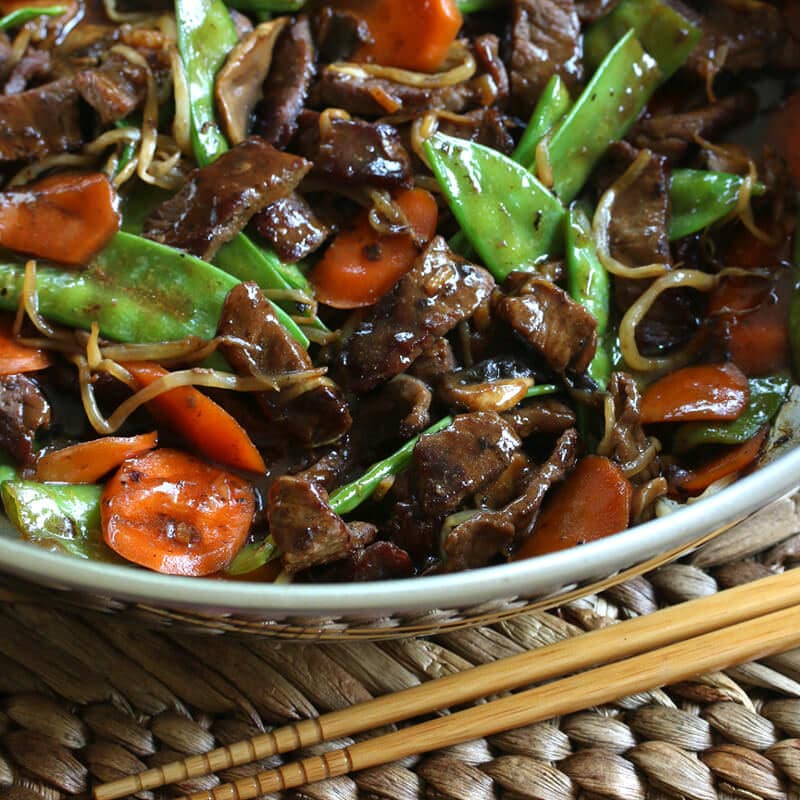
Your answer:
95;567;800;800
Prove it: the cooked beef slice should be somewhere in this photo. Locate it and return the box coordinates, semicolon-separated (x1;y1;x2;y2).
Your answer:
4;48;51;96
255;15;315;148
143;137;310;259
502;398;577;439
313;7;373;63
0;79;82;162
443;427;579;570
495;276;597;373
0;375;51;466
337;236;495;393
74;52;147;123
251;192;329;263
413;411;522;516
219;282;351;446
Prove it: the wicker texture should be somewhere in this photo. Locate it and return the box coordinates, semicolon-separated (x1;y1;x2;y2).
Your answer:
0;496;799;798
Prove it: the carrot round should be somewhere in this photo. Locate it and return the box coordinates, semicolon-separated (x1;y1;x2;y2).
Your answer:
35;432;158;484
514;455;632;560
101;448;255;576
0;315;53;375
640;363;750;424
122;361;266;474
338;0;462;73
678;426;768;494
310;187;438;309
0;172;120;267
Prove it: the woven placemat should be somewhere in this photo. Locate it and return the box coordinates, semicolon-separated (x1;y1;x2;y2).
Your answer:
0;496;800;799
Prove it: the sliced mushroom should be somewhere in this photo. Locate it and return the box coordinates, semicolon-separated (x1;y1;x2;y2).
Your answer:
438;357;536;414
215;18;288;145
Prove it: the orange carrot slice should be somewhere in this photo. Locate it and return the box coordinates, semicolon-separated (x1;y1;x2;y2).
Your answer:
515;455;632;559
0;315;52;375
310;187;438;309
35;431;158;484
101;448;255;576
122;361;266;474
0;172;120;266
640;363;750;424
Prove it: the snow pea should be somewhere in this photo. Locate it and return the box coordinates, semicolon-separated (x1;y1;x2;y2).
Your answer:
1;481;119;562
456;0;505;11
548;31;662;204
0;233;308;347
566;205;611;389
584;0;701;80
513;75;572;170
669;170;767;241
424;132;566;281
672;377;790;453
0;5;65;29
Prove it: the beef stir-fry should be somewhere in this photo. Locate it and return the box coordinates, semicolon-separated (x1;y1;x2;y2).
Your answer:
0;0;796;581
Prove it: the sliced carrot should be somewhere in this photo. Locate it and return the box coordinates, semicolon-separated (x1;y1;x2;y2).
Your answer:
337;0;462;73
640;363;750;424
35;432;158;484
768;91;800;186
0;172;120;267
514;456;632;560
101;448;255;576
678;426;768;494
0;315;52;375
310;187;438;309
122;361;266;474
709;273;791;377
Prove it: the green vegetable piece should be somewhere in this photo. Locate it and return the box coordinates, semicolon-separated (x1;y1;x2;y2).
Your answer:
0;233;308;347
672;377;790;453
669;169;767;241
424;132;566;281
1;481;118;561
548;31;662;204
584;0;701;79
456;0;505;11
566;206;611;389
225;0;304;8
175;0;238;166
330;384;559;515
513;75;572;169
0;5;65;29
227;535;278;575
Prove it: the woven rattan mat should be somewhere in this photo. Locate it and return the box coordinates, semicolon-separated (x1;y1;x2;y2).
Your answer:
1;496;800;799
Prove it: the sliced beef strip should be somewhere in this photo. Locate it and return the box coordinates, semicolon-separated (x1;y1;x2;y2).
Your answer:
443;427;579;570
313;7;373;63
606;146;672;268
473;33;510;104
4;48;51;96
495;276;597;374
74;52;147;123
267;476;373;574
0;79;82;162
628;90;758;164
436;107;516;155
601;372;660;483
219;282;351;447
502;398;577;439
255;15;316;149
0;375;51;466
337;236;495;393
413;411;522;517
302;540;414;582
292;111;411;190
293;440;353;492
510;0;583;118
143;137;311;260
408;339;457;388
251;192;329;263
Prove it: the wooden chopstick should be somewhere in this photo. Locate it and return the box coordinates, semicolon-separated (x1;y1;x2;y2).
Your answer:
178;599;800;800
94;567;800;800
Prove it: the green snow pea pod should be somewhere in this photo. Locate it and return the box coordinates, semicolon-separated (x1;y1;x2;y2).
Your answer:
424;132;566;281
669;170;767;241
0;233;308;347
0;5;65;29
672;376;791;453
227;535;279;575
548;31;662;204
584;0;701;79
513;75;572;170
456;0;506;11
1;481;119;562
566;205;612;389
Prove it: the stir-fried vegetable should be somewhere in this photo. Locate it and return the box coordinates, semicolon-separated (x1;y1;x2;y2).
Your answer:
0;316;52;375
0;5;66;29
512;75;572;169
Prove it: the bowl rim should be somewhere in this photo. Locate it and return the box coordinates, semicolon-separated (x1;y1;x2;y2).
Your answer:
0;442;798;615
